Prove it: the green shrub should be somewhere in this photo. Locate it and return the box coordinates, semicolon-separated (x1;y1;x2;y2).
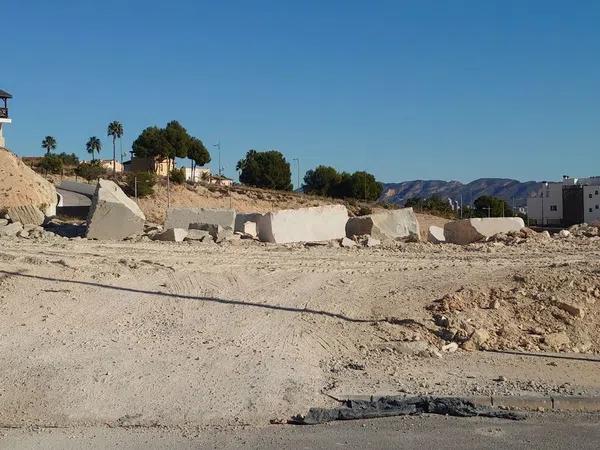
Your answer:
357;206;373;216
169;167;186;185
38;154;64;174
127;171;157;198
75;161;106;182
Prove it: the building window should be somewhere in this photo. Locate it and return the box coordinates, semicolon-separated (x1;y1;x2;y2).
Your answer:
589;208;593;213
590;194;593;199
596;205;599;210
596;190;599;195
550;205;557;211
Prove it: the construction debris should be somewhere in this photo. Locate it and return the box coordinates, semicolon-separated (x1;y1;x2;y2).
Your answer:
427;225;446;244
6;204;45;226
152;228;188;242
346;208;420;241
86;179;146;240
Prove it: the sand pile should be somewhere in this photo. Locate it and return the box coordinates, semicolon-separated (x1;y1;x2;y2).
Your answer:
0;147;57;216
428;261;600;354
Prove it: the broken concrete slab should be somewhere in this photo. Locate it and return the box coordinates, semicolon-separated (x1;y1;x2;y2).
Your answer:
165;208;235;230
428;225;446;244
256;205;348;244
0;222;23;236
189;223;235;243
184;229;212;242
443;218;525;245
152;228;188;242
365;237;380;247
346;208;420;241
86;179;146;241
6;204;45;226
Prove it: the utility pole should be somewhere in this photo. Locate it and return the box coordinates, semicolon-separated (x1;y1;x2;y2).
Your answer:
292;158;300;191
364;172;367;202
460;194;463;219
213;141;222;177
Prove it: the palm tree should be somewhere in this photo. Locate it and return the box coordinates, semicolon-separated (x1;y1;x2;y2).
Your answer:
107;121;124;176
41;136;57;155
86;136;102;162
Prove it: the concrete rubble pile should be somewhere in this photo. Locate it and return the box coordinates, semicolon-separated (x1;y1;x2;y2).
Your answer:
346;208;420;242
86;179;146;240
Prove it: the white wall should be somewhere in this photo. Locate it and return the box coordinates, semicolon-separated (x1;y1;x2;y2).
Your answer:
583;185;600;224
527;183;562;225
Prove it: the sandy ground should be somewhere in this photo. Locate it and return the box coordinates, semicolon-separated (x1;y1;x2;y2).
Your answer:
0;235;599;430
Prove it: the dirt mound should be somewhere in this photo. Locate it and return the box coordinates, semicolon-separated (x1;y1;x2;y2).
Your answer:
428;261;600;354
0;147;57;216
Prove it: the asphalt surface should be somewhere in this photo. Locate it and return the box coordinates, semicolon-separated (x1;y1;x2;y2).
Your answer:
57;188;91;206
1;412;599;449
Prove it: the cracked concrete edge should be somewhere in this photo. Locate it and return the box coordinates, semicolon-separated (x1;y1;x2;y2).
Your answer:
339;394;600;412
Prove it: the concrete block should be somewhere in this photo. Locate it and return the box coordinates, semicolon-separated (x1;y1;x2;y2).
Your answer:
346;208;420;241
428;225;446;244
257;205;348;244
86;179;146;241
234;213;264;233
242;221;257;238
443;218;525;245
341;237;357;248
165;208;235;230
6;204;45;226
153;228;188;242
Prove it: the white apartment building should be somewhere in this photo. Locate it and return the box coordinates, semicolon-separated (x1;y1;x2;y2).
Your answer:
527;176;600;226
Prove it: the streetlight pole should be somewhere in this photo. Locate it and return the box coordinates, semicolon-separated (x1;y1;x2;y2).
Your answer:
213;141;222;177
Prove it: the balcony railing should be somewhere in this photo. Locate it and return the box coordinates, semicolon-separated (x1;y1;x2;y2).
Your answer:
0;108;7;119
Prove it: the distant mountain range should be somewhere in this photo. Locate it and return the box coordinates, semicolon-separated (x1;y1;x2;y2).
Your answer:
380;178;543;207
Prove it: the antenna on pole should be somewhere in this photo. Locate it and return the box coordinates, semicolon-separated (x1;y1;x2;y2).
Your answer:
213;141;222;177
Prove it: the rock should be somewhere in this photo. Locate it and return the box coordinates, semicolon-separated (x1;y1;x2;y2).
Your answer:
544;332;570;350
0;147;58;217
86;179;146;240
443;218;525;245
256;205;348;244
346;208;420;241
6;204;45;226
152;228;188;242
558;229;571;238
441;342;458;353
184;229;212;242
189;223;234;242
461;329;490;351
555;301;585;318
0;222;23;236
427;225;446;244
540;230;551;239
365;237;380;247
0;219;8;227
165;207;235;230
340;237;357;248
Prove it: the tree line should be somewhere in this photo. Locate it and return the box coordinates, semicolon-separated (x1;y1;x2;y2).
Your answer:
37;121;385;202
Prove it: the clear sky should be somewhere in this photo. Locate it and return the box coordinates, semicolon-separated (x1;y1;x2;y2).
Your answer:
2;0;599;186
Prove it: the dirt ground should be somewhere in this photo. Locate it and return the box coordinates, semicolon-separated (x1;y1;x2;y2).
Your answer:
1;232;599;429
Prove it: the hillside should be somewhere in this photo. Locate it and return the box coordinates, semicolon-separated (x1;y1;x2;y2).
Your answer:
380;178;542;207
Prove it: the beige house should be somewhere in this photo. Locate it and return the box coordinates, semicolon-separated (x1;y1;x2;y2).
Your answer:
97;160;124;173
123;156;175;176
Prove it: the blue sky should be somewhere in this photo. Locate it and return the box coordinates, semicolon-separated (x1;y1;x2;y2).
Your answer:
2;0;599;186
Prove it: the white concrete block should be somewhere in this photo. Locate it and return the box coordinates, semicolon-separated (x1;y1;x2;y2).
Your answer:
427;225;446;244
346;208;420;241
257;205;348;244
165;208;235;230
443;217;525;245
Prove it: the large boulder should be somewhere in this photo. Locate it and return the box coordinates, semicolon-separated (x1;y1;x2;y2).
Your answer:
346;208;420;241
257;205;348;244
165;207;235;230
234;212;264;233
0;147;57;217
443;217;525;245
86;179;146;240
